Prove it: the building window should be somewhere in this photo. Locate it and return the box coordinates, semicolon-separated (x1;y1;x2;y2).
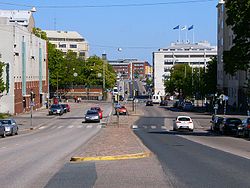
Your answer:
59;44;66;48
79;52;85;57
190;55;204;58
164;61;174;65
70;44;77;48
164;55;173;58
175;55;189;58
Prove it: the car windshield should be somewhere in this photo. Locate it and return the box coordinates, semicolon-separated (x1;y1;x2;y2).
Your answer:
0;120;11;124
51;104;60;108
178;117;190;121
227;119;242;124
87;111;98;115
91;107;100;111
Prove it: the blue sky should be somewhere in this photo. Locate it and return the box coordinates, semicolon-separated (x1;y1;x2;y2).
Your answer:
0;0;218;63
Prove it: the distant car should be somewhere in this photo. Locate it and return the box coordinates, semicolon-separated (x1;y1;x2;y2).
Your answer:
116;106;128;115
219;117;242;135
0;122;6;138
210;115;224;132
0;119;19;136
238;118;250;138
159;100;168;106
90;107;103;119
146;100;153;106
173;116;194;131
84;110;100;123
182;102;194;111
48;104;64;116
61;104;70;113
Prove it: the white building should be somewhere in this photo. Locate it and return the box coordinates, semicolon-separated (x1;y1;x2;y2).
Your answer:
153;41;217;96
217;0;249;109
0;10;48;114
44;30;89;59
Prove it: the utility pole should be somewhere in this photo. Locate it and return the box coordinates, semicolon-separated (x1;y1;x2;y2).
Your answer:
102;53;106;100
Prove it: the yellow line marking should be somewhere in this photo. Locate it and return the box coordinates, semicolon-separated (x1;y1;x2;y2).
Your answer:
70;152;151;162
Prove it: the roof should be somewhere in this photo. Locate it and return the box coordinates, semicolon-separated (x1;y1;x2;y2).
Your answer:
0;10;33;26
44;30;85;39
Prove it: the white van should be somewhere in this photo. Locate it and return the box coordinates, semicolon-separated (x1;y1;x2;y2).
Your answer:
112;87;118;95
152;94;162;104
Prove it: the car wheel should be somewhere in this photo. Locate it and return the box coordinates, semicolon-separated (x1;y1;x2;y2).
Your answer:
2;131;6;138
11;129;14;136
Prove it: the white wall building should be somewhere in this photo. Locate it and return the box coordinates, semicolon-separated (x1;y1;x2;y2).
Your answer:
217;0;249;109
153;41;217;96
0;10;48;114
44;30;89;59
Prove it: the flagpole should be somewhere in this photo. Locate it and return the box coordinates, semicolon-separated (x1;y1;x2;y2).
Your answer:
192;29;195;44
178;28;180;43
186;29;188;43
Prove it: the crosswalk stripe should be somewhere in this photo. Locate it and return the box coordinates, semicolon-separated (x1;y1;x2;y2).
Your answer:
77;125;83;128
57;126;63;129
151;125;157;129
161;126;167;130
97;125;102;128
68;125;74;128
39;126;46;130
86;125;93;128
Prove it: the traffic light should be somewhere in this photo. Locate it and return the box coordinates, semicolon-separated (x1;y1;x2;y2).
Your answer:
30;91;36;101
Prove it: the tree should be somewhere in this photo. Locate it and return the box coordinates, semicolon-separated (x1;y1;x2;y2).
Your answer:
223;0;250;75
0;62;5;93
204;57;217;95
32;28;48;40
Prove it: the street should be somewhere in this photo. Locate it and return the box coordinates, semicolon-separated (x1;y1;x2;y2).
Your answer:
134;104;250;187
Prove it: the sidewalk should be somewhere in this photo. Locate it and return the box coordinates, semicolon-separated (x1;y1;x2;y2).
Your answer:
71;103;151;161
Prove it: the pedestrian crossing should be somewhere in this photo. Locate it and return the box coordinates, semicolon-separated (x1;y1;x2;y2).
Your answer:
134;125;168;131
38;124;103;130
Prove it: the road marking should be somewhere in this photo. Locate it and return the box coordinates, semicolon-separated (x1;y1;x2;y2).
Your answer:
161;126;167;130
77;125;83;128
57;126;63;129
68;125;74;128
97;125;102;128
39;126;46;130
151;125;157;129
86;125;93;128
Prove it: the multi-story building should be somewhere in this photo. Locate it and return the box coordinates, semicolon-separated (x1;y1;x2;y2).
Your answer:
0;9;48;114
44;30;89;59
108;59;151;80
153;41;217;96
217;0;249;109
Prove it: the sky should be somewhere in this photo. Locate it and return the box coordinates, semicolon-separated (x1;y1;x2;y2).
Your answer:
0;0;218;64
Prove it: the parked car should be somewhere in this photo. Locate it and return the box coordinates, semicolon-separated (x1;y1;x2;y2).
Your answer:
146;100;153;106
219;117;242;135
239;118;250;138
210;115;224;132
116;106;128;115
61;104;70;113
0;119;18;136
84;110;100;123
159;100;168;106
0;122;6;138
182;102;194;111
90;107;103;119
173;116;194;132
48;104;64;116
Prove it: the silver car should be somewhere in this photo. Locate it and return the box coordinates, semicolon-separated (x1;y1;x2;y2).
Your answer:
0;122;6;138
84;110;100;123
0;119;19;136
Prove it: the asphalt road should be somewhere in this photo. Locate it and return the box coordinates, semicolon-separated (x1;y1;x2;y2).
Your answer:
134;104;250;188
0;102;111;188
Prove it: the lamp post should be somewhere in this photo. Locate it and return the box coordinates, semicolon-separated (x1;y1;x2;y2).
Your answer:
102;53;107;100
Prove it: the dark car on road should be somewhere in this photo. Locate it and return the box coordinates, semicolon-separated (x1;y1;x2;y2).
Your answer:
210;115;224;132
219;117;242;135
90;107;103;119
0;122;6;138
146;100;153;106
160;100;168;106
238;117;250;138
0;119;19;136
49;104;64;116
84;110;100;123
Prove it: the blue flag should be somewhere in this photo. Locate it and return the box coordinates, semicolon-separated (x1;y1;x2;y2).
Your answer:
188;25;194;30
173;25;179;30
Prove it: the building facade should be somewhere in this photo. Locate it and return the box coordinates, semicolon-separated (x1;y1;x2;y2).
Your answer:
153;41;217;96
44;30;89;59
0;10;48;114
108;59;151;80
217;0;249;109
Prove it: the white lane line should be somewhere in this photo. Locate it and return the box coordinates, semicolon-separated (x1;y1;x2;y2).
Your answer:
57;126;63;129
68;125;74;128
151;125;157;129
97;125;102;129
86;125;93;128
39;126;46;130
161;126;167;130
77;125;83;128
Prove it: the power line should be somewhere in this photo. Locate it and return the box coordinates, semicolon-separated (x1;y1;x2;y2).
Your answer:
0;0;215;9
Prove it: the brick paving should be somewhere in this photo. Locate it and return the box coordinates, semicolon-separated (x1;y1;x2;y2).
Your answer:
73;104;150;157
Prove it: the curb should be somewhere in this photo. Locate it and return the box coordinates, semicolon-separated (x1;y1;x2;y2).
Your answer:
70;152;151;162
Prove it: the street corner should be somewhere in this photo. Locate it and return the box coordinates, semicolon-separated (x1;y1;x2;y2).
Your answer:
70;152;151;162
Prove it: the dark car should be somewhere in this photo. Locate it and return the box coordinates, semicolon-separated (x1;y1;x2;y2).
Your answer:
146;100;153;106
84;110;100;123
0;122;6;138
0;119;19;136
48;104;64;116
220;117;242;135
210;115;224;132
159;100;168;106
238;118;250;138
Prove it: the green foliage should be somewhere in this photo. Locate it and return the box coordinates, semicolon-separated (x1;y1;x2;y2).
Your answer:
204;57;217;94
33;27;48;40
224;0;250;75
0;62;5;93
